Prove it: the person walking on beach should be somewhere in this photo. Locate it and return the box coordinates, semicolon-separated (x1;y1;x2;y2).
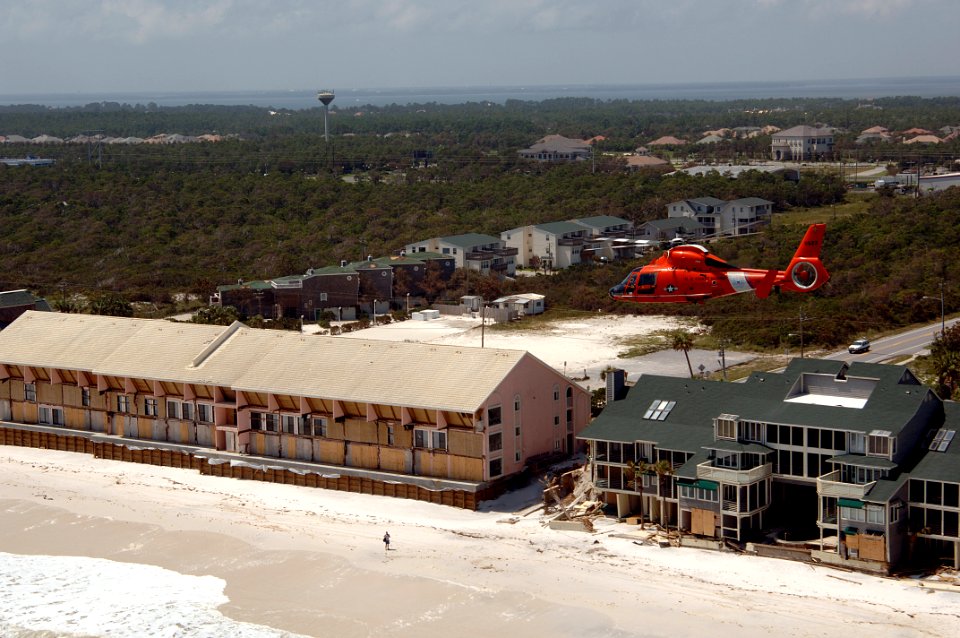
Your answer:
383;531;391;552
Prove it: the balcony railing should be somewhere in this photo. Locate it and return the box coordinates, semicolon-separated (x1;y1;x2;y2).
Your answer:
816;470;876;499
697;461;771;485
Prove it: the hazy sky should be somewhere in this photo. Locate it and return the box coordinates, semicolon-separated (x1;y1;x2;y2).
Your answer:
1;0;958;95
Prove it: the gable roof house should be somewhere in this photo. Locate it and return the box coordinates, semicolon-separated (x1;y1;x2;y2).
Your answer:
570;215;637;261
770;125;834;161
903;135;942;145
500;221;589;270
405;233;517;276
579;359;960;572
216;267;361;322
517;135;593;162
667;197;774;238
0;311;591;506
648;135;687;147
624;154;670;171
636;217;705;242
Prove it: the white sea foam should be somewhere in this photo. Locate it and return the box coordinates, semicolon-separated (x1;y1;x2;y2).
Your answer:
0;552;305;638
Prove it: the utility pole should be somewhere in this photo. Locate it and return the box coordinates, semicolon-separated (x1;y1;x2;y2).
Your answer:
717;341;727;381
940;281;946;335
799;307;808;358
481;304;486;348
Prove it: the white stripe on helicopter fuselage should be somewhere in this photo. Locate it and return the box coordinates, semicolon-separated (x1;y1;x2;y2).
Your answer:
726;272;753;293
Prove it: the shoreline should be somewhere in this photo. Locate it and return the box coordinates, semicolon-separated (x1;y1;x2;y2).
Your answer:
1;447;959;637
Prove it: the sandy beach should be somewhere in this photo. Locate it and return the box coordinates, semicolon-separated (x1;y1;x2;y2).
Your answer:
2;445;959;637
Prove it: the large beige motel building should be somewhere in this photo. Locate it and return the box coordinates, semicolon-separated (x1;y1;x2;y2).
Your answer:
0;312;590;494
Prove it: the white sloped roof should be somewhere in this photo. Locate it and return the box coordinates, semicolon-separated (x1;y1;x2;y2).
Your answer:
0;311;233;383
0;311;529;412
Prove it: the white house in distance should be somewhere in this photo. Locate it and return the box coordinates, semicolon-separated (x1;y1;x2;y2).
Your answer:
501;221;588;270
490;293;546;316
502;215;636;269
405;233;518;276
517;134;593;162
770;125;835;161
667;197;774;237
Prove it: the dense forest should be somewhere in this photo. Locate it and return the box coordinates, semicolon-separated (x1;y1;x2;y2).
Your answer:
1;97;959;351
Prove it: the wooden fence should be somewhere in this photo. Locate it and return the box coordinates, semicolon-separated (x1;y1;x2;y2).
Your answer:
0;425;485;510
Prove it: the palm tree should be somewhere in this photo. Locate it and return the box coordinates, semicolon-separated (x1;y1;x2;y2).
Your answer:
670;329;695;378
626;459;649;526
651;459;675;529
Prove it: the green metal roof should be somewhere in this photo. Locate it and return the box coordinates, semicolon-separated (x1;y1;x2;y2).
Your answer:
535;221;587;235
863;475;907;505
580;360;936;459
827;454;897;470
305;266;358;276
706;440;773;455
217;280;272;292
438;233;502;249
572;215;630;230
904;401;960;484
0;290;37;309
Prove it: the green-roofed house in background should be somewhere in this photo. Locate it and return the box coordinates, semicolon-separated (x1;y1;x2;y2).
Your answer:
212;252;457;322
0;289;51;330
214;266;360;322
580;358;960;573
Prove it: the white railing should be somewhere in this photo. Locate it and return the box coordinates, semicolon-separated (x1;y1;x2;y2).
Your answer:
816;470;875;499
697;462;771;485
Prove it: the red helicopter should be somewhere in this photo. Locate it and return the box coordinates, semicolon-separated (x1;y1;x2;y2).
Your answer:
609;224;828;304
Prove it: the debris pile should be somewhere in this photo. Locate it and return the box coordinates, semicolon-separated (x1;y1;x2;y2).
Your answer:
542;465;602;532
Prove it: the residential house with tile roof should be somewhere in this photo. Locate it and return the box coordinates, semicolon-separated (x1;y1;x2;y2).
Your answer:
579;359;960;572
517;134;593;162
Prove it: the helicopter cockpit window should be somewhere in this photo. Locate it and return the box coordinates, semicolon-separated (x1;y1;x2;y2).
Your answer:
637;272;657;293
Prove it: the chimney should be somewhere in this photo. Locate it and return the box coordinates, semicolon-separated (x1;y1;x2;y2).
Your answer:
605;369;627;403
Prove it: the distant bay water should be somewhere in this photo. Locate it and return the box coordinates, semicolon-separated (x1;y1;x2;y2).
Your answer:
2;76;960;109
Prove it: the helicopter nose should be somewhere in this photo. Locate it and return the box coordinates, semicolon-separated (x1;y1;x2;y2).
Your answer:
609;284;624;299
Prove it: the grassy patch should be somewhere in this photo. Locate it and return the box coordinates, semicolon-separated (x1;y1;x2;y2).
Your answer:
771;193;876;228
617;331;672;358
705;354;791;381
486;308;586;333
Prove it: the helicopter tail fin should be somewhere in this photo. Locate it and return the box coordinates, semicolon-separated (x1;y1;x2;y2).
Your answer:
777;224;829;294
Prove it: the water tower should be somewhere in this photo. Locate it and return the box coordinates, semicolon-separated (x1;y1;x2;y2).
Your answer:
317;89;335;141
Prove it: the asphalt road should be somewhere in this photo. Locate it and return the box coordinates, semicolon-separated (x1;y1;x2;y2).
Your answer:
820;317;959;364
